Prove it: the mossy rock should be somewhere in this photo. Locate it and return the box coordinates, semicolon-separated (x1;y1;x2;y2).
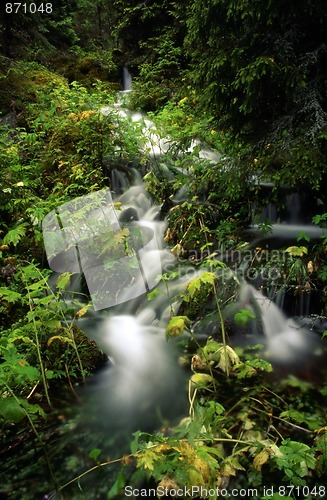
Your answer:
0;60;68;116
27;65;67;89
45;325;107;382
52;51;120;87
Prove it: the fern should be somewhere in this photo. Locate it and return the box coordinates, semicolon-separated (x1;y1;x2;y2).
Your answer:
3;223;29;247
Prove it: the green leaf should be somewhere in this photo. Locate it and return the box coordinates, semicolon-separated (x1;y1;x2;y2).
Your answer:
55;272;72;291
185;271;216;299
202;339;221;357
197;444;224;461
234;308;256;326
3;223;29;247
147;288;161;300
35;295;56;305
0;288;22;303
312;213;327;225
0;397;26;423
296;231;311;242
89;448;101;461
165;316;190;339
28;278;48;292
130;430;142;455
201;258;226;269
21;400;46;419
228;455;246;471
16;364;41;383
235;358;272;379
108;467;126;498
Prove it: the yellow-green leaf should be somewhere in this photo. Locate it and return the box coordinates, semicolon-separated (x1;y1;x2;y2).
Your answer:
166;316;190;339
56;272;72;290
253;448;270;470
185;271;216;299
285;246;308;257
0;288;22;303
47;335;74;347
74;304;90;318
190;373;214;389
136;449;162;471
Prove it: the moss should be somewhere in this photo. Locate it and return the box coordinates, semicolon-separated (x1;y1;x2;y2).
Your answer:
0;60;68;116
51;51;120;88
44;325;107;381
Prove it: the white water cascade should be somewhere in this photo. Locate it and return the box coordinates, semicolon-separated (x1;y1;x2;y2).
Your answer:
40;91;326;500
80;312;187;430
51;184;193;432
43;81;324;442
101;70;223;167
239;283;321;364
122;66;133;91
71;186;322;430
43;110;324;425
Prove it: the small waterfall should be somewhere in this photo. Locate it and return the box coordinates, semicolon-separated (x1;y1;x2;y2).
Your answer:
285;192;302;223
245;185;327;317
79;313;187;430
43;183;191;433
122;66;132;91
249;188;326;243
42;90;325;448
43;185;172;311
239;283;320;364
101;91;222;166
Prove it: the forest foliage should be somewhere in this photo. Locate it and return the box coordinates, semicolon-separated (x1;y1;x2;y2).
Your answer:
1;1;327;498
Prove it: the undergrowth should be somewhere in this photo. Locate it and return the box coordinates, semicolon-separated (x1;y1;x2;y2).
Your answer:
0;61;327;499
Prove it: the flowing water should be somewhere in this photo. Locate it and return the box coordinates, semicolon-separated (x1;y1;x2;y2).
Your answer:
238;283;321;365
122;67;133;91
79;313;187;433
4;77;326;499
70;184;190;431
48;86;324;442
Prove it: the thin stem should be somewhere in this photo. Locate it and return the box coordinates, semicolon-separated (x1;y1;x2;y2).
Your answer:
188;382;197;419
188;327;218;393
213;289;229;378
33;264;87;382
65;363;81;403
199;216;229;378
25;283;52;408
55;436;256;496
56;457;124;494
4;383;59;491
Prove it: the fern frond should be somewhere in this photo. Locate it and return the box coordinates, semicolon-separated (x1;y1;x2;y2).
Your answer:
3;223;29;247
